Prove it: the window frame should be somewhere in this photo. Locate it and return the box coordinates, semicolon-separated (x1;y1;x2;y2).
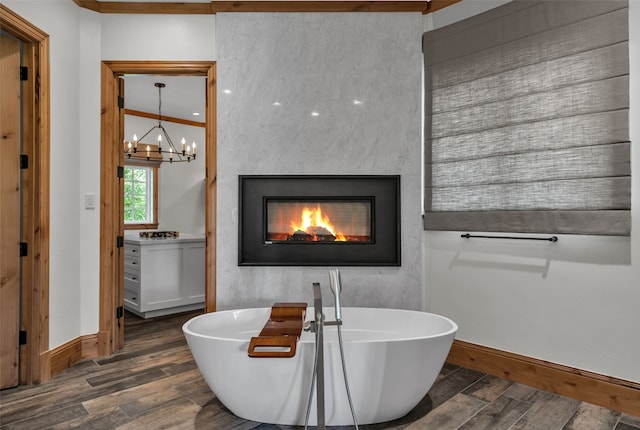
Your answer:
123;163;159;230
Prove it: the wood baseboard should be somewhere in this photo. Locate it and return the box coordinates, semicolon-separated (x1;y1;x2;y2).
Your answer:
49;333;99;378
39;350;51;383
447;339;640;417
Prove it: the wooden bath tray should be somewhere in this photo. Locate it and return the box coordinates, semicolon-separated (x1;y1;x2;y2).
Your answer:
248;303;307;358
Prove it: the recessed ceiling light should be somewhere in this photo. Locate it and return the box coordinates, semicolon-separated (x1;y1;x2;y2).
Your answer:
192;112;200;116
353;99;363;105
272;102;281;106
223;89;232;94
311;111;320;116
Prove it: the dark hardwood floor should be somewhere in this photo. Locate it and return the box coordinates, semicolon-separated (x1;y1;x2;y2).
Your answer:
1;310;639;429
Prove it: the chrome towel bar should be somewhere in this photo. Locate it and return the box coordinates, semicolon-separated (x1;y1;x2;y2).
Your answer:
461;233;558;242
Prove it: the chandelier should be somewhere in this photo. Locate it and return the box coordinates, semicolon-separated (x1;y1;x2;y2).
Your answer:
124;82;196;163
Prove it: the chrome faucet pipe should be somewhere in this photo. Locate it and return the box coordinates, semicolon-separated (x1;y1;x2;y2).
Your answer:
311;282;326;430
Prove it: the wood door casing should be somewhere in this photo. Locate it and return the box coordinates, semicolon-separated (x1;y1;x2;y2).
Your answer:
117;76;125;348
100;61;216;357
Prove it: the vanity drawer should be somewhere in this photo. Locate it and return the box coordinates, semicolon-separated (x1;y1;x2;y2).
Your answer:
124;255;140;270
124;288;140;311
124;245;140;257
124;269;140;290
124;268;140;281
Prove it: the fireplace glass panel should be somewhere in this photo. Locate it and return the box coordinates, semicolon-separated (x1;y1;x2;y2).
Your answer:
266;200;372;243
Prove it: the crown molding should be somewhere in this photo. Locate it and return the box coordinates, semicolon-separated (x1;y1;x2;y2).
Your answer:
74;0;461;14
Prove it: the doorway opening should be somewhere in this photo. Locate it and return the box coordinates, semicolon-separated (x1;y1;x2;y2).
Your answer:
122;76;207;322
99;61;216;356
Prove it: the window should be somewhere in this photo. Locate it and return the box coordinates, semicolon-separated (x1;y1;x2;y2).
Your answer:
124;165;158;229
422;0;630;236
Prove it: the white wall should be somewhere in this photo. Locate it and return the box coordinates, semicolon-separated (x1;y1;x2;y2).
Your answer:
4;1;85;347
78;7;103;338
3;2;215;349
101;14;216;60
423;0;640;384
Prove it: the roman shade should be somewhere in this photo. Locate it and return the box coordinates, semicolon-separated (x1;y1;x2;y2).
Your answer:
423;0;630;235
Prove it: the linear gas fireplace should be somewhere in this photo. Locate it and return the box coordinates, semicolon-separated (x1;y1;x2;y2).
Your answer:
239;175;400;266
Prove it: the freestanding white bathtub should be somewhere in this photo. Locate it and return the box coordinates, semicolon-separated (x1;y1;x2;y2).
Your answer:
183;307;457;426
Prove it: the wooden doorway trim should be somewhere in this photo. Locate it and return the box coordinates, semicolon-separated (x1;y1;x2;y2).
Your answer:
100;61;216;356
0;5;51;384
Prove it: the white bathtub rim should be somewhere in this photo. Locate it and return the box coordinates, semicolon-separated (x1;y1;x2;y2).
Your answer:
182;307;458;343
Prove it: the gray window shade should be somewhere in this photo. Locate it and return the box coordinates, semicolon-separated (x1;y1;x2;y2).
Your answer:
423;0;630;235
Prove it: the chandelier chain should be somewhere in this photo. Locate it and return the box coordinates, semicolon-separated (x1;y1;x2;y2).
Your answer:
157;84;162;127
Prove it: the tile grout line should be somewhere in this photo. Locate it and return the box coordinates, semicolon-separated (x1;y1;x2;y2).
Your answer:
559;401;585;430
454;396;490;430
612;414;623;430
453;373;492;430
506;402;537;430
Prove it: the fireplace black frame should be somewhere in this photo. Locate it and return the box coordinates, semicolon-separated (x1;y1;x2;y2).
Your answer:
238;175;401;266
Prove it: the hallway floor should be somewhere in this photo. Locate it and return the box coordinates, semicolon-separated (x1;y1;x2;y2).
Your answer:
1;310;638;430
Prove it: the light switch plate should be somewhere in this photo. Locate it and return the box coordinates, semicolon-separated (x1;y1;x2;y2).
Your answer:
85;193;96;210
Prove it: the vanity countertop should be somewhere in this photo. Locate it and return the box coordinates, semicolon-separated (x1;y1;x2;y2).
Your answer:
124;233;205;245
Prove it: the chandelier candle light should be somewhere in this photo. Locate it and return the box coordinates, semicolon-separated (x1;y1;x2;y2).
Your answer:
124;82;196;163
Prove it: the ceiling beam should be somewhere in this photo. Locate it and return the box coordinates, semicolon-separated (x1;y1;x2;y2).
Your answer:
124;109;205;128
74;0;461;14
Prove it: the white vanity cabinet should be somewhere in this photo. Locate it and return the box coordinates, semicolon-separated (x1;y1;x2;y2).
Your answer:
124;234;205;318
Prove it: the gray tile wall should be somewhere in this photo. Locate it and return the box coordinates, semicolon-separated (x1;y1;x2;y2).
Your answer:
216;12;423;310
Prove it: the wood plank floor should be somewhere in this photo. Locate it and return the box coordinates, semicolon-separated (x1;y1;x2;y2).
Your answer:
1;310;639;429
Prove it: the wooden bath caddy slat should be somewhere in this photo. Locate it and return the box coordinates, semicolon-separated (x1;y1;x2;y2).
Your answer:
248;303;307;358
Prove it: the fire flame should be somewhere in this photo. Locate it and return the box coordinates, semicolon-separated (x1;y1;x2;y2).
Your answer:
290;205;346;241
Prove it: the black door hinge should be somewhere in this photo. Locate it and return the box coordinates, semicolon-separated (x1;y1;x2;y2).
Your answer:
116;306;124;319
20;154;28;169
20;66;28;81
20;242;28;257
118;96;124;109
19;331;27;345
116;236;124;248
117;165;124;179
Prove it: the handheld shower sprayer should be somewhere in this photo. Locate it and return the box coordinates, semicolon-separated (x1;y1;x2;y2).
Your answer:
328;268;342;322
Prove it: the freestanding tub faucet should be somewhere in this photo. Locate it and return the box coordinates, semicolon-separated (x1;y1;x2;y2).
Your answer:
304;270;359;430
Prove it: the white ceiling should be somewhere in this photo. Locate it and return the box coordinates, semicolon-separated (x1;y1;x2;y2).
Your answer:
123;75;207;120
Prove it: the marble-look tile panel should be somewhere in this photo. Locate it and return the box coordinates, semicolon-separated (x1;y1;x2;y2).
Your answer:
216;13;423;310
